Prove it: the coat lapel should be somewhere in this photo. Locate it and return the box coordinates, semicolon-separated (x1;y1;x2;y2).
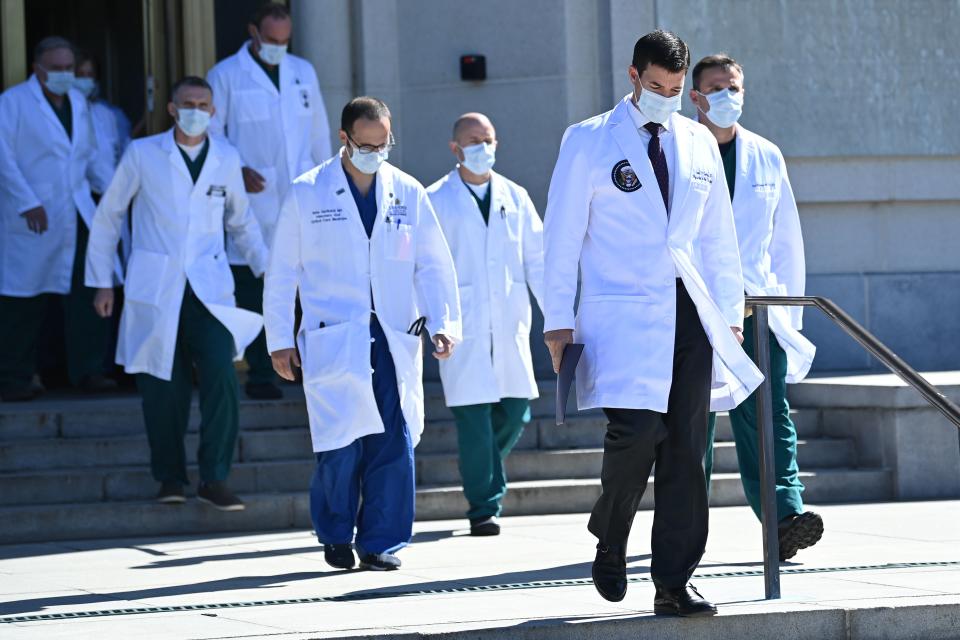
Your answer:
239;42;280;97
28;76;70;151
328;153;367;242
668;114;695;231
731;125;753;213
607;98;668;223
162;129;194;184
192;136;222;197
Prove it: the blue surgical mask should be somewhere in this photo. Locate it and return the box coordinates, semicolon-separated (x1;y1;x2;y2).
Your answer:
698;88;744;128
256;32;287;65
349;143;388;175
635;83;681;125
41;69;75;96
73;77;98;99
176;108;211;137
459;142;496;175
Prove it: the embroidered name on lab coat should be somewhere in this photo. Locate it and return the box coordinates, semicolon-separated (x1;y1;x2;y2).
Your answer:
611;159;641;192
207;185;227;197
386;201;408;218
692;169;714;187
311;209;346;223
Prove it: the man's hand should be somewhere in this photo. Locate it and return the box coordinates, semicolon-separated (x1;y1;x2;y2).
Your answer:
271;347;301;381
432;334;455;360
93;288;114;318
731;326;744;345
21;206;48;234
544;329;574;373
242;167;266;193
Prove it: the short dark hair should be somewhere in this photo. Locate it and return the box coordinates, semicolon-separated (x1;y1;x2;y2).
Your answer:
74;49;97;72
33;36;74;63
170;76;212;102
250;2;290;29
692;54;743;91
631;30;690;74
340;97;391;133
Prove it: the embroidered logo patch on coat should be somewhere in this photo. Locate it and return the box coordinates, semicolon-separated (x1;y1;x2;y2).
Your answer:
611;160;641;192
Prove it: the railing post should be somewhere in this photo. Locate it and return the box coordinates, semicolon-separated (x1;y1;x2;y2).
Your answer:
752;305;781;599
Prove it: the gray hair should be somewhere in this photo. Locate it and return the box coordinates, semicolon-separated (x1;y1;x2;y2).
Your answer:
33;36;74;63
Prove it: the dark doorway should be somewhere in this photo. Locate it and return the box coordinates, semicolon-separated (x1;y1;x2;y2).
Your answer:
24;0;145;130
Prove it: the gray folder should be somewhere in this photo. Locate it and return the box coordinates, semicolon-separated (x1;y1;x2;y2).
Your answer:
555;343;584;425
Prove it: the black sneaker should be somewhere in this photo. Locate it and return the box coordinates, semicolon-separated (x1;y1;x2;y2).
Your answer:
324;544;356;570
359;552;401;571
470;517;501;536
80;374;118;394
245;382;283;400
157;482;186;504
197;481;245;511
779;511;824;561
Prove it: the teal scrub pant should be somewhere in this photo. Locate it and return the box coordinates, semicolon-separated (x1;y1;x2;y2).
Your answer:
230;265;274;386
705;315;805;521
0;213;110;392
135;285;240;485
450;398;531;521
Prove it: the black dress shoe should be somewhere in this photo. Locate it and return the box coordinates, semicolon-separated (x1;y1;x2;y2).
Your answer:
469;517;501;536
245;382;283;400
80;374;118;394
654;584;718;617
779;511;824;561
591;543;627;602
323;544;356;570
197;481;245;511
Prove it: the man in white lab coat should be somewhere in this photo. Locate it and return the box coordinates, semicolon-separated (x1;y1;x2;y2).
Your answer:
543;31;762;616
264;97;460;571
427;113;545;537
86;77;268;511
75;51;132;168
207;1;332;400
0;36;116;402
691;54;822;561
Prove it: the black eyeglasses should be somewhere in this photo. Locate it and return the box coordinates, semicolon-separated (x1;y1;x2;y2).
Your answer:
346;132;395;155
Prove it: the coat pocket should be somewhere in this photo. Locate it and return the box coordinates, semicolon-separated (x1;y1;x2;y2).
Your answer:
301;322;356;384
383;223;415;262
202;194;226;233
124;249;169;306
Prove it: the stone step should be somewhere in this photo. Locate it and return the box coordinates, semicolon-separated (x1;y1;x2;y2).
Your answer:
0;468;893;544
0;436;855;507
416;437;855;485
0;407;821;472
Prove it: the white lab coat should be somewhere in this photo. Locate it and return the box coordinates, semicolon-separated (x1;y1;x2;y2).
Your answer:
0;75;113;296
207;42;332;267
85;130;268;381
544;95;763;412
427;169;545;407
264;155;461;452
731;126;815;383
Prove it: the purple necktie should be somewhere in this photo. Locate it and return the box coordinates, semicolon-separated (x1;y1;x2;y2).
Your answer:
644;122;669;213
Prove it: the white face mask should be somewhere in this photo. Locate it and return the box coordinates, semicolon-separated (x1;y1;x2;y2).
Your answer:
459;142;496;175
349;143;388;175
698;88;744;128
41;69;75;96
256;33;287;65
73;77;98;99
176;108;211;137
635;83;682;125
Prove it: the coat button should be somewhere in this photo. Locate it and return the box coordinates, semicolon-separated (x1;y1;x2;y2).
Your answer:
370;337;376;343
370;368;375;374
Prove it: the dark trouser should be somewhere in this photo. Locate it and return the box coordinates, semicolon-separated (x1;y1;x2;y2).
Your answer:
135;285;240;484
450;398;531;521
704;315;804;521
310;315;415;555
230;265;274;386
587;281;713;589
0;213;110;392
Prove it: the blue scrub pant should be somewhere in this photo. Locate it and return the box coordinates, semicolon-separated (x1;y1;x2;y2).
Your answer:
309;315;415;556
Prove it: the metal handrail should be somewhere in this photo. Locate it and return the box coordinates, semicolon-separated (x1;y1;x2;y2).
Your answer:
744;296;960;601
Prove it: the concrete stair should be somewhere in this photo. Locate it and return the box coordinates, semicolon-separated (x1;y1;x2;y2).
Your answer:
0;382;893;543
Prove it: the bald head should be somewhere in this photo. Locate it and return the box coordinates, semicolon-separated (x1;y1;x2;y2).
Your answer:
452;112;496;146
